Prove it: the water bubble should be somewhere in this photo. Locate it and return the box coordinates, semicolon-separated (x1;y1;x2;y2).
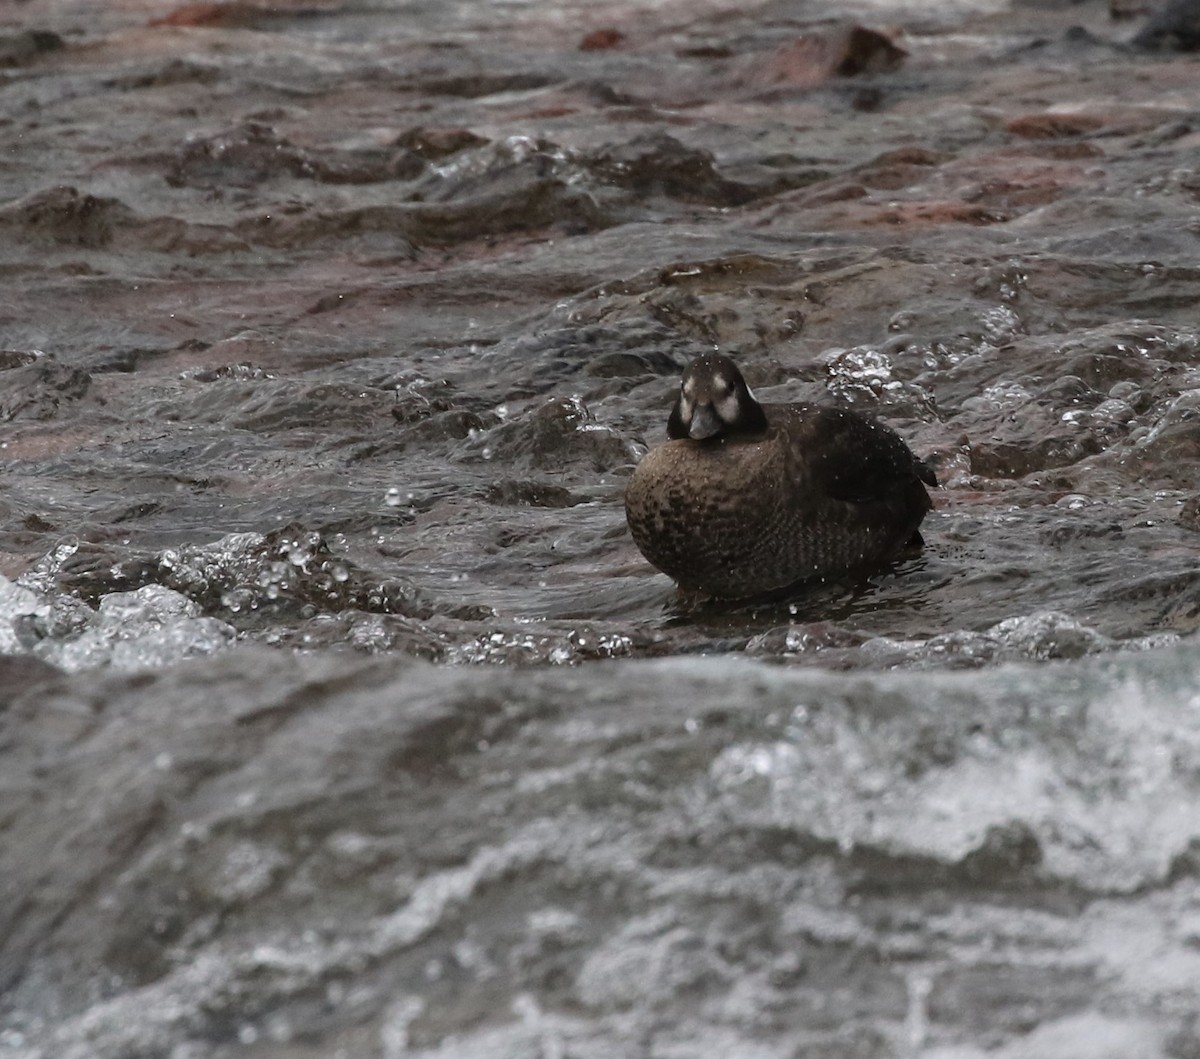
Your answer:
221;588;255;612
979;305;1022;340
1055;494;1090;510
384;487;403;507
961;380;1031;413
1092;398;1135;425
266;1015;294;1044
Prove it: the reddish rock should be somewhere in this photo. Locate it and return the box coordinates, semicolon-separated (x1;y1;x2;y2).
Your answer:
961;178;1063;210
791;181;869;207
753;25;905;89
1006;113;1108;139
1110;0;1153;16
523;106;578;119
150;1;338;27
150;2;257;26
1007;107;1176;140
580;28;625;51
852;148;944;191
1021;142;1105;160
867;200;1010;228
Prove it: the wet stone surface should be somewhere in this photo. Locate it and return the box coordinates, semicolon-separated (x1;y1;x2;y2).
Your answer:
3;0;1200;1055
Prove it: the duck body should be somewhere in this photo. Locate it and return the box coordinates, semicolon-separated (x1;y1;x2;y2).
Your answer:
625;355;936;598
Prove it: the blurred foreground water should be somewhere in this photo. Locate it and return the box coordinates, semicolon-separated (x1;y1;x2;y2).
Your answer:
3;0;1200;1053
7;646;1200;1057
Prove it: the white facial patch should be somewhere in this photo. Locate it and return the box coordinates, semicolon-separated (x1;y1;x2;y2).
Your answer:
716;391;741;425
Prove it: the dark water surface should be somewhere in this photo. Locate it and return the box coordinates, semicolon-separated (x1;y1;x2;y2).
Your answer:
3;0;1200;1054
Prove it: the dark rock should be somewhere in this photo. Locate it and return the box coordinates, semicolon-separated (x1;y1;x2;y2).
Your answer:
0;186;129;248
1133;0;1200;50
467;396;634;471
164;122;424;188
971;433;1103;477
483;479;584;507
0;29;64;66
1179;495;1200;531
588;131;757;207
394;126;488;160
0;356;92;422
960;821;1044;883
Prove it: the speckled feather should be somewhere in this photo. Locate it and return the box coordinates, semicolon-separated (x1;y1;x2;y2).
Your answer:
625;357;936;598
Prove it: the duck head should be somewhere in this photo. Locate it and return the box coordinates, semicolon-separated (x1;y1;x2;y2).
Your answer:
667;354;768;441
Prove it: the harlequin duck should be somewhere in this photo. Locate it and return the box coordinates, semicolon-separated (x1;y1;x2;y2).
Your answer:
624;353;936;598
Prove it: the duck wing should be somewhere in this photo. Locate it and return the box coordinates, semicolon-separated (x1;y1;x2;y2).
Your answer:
778;405;936;504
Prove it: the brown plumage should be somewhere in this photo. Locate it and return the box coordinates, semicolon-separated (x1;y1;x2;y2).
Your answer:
624;354;936;598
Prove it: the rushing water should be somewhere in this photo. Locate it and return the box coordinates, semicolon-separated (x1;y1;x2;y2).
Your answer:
3;0;1200;1055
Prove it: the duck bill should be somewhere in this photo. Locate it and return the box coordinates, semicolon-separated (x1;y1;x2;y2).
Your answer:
688;404;722;440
